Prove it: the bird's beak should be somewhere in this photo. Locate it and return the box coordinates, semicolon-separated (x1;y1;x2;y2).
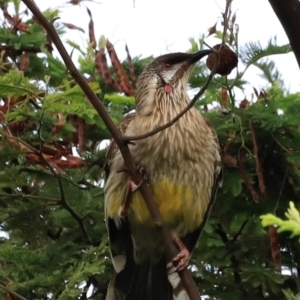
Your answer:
188;49;212;65
174;49;212;80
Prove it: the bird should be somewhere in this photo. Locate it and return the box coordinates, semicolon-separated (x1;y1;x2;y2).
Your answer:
104;49;222;300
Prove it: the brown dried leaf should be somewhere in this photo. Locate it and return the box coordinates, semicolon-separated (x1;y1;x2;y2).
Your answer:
86;8;96;48
239;98;249;109
8;121;26;136
253;86;259;98
223;154;238;168
2;7;29;33
21;185;31;195
20;52;30;72
259;89;269;100
46;32;53;52
78;117;86;153
239;150;259;203
51;155;85;169
5;293;12;300
68;0;99;4
207;22;217;37
2;4;13;24
51;113;65;135
249;122;266;197
95;48;122;92
269;226;281;271
12;17;29;32
38;145;59;156
95;49;110;82
231;11;236;25
229;31;235;45
62;22;85;33
106;40;135;96
125;44;136;82
220;88;228;107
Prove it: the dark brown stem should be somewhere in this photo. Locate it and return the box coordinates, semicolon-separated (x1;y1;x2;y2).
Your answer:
216;225;239;283
238;150;259;203
268;0;300;69
0;45;42;53
231;220;248;243
21;0;201;298
0;284;28;300
249;122;266;197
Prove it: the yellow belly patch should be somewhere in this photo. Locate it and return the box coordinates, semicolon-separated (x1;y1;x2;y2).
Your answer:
106;178;207;234
129;178;204;234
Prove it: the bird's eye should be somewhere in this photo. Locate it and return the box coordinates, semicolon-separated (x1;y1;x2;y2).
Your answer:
163;63;171;70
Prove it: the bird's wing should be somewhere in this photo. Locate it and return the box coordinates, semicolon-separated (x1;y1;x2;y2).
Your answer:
103;112;136;180
104;112;136;273
181;118;222;253
104;112;173;300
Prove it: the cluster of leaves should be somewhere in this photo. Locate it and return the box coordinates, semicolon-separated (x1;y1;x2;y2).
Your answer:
0;1;299;300
261;203;300;300
0;1;146;299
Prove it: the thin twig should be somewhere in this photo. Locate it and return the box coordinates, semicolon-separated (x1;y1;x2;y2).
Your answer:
249;122;266;197
231;219;248;243
0;284;28;300
0;193;61;203
215;224;241;286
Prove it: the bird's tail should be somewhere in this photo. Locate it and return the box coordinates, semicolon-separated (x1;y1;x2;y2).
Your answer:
105;255;174;300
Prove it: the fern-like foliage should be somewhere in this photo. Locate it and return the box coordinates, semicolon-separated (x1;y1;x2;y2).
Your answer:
239;37;292;65
254;58;285;88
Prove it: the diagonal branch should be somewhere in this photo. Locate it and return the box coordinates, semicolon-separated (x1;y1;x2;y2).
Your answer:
0;285;28;300
21;0;201;298
268;0;300;69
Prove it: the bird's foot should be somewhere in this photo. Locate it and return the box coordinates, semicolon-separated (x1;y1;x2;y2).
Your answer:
118;181;133;217
134;163;149;183
118;163;148;217
167;236;190;274
116;163;148;184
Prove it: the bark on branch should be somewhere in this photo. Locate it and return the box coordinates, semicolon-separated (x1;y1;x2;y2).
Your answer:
268;0;300;69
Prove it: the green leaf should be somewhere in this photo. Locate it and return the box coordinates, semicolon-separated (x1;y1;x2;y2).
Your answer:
239;37;292;65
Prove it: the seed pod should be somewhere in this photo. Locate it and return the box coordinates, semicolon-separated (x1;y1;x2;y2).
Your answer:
206;44;238;75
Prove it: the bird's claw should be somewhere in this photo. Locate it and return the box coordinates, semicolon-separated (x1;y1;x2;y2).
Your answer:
119;203;131;217
167;236;190;274
118;163;148;217
135;163;148;182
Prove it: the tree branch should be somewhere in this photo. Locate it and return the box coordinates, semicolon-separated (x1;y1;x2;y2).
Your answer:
0;285;28;300
21;0;201;298
215;223;243;288
215;221;250;300
268;0;300;69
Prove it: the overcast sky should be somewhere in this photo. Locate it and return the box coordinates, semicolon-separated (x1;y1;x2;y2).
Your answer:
32;0;299;95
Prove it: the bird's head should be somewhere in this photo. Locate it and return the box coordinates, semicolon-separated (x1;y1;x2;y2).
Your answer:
135;49;211;116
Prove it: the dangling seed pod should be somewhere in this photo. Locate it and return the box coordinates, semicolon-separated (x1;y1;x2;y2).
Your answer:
206;44;238;75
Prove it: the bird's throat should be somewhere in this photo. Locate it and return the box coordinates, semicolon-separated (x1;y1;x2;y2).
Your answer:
164;84;173;94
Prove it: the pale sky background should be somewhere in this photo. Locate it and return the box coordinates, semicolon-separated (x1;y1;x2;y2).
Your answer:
32;0;299;97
